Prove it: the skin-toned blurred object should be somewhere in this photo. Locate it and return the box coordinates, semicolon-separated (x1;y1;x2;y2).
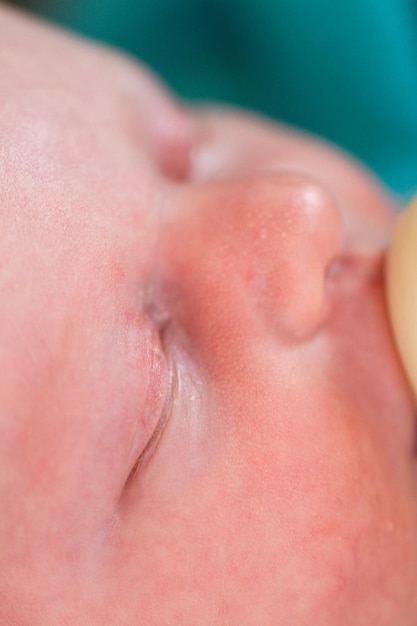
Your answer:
387;195;417;399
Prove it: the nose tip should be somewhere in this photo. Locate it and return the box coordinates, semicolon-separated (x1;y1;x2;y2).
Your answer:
161;172;344;354
237;172;344;338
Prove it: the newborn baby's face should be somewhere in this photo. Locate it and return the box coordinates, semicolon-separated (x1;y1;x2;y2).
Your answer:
1;6;417;625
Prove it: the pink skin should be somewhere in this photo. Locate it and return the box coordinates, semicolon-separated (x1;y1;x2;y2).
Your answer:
0;5;416;625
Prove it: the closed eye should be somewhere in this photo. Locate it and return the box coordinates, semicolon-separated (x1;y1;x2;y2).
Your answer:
123;339;177;489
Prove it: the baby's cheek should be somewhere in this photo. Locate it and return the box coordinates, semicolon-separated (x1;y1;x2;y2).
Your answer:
112;348;416;624
251;397;417;622
0;279;170;593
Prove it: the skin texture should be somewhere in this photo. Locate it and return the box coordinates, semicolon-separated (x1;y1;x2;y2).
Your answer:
0;5;416;625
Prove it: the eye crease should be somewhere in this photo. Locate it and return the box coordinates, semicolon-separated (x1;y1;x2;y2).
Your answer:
124;352;177;489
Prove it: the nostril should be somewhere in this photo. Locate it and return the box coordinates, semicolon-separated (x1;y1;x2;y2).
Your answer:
327;249;385;283
325;258;345;281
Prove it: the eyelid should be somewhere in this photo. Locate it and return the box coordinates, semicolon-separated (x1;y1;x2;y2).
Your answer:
125;357;176;486
121;315;177;490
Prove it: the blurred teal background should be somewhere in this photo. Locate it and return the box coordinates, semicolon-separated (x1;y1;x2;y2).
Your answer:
31;0;417;197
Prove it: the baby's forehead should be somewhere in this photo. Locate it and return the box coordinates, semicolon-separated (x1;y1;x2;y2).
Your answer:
1;4;117;88
0;45;171;421
1;8;169;147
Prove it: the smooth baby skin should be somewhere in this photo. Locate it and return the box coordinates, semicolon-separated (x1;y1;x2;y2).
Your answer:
0;5;416;625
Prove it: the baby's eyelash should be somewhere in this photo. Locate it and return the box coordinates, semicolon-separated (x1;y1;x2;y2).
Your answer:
124;359;177;487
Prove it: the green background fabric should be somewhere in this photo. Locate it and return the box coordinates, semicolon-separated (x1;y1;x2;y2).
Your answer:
37;0;417;198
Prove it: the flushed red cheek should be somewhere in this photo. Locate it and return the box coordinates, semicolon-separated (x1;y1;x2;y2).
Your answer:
117;406;417;624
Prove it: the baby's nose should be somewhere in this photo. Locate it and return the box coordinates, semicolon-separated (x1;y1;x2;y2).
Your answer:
160;173;343;360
